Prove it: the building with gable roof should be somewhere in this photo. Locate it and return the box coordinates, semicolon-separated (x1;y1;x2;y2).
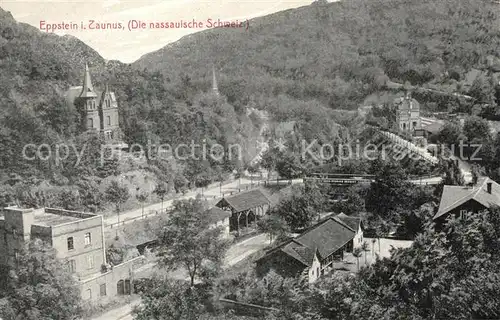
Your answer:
434;177;500;225
215;189;271;232
256;216;358;283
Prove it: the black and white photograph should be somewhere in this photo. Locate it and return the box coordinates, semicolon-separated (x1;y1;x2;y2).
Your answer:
1;0;500;319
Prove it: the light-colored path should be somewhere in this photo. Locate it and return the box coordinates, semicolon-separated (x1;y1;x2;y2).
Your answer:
338;238;413;273
224;233;270;267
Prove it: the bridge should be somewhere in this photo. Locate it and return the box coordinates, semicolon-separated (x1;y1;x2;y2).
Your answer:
304;172;442;186
304;173;375;186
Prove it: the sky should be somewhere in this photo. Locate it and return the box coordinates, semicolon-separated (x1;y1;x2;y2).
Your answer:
2;0;322;63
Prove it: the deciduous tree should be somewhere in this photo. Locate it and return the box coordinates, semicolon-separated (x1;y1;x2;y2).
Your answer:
0;239;82;320
157;197;229;286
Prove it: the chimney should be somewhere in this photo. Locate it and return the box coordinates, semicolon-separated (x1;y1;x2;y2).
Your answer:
487;182;492;194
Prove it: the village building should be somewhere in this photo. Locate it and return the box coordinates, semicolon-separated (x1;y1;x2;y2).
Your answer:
433;177;500;225
256;214;362;283
395;92;421;133
0;207;143;301
65;63;121;142
215;189;271;232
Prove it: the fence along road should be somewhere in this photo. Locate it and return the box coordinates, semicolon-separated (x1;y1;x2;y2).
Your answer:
104;177;272;229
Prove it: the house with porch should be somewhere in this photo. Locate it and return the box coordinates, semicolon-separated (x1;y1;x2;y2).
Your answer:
215;189;271;232
256;216;356;283
433;177;500;226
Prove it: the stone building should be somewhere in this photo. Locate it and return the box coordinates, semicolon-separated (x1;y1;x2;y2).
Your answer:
395;92;421;132
66;63;121;141
0;207;142;301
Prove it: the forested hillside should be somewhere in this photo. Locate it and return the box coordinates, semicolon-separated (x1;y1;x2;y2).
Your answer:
135;0;500;112
0;8;263;211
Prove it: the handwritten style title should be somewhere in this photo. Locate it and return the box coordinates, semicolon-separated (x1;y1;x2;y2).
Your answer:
39;19;249;32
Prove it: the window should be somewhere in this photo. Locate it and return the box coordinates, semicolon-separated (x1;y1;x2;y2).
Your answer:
107;116;111;126
67;237;74;250
460;210;467;219
88;117;93;128
68;259;76;273
86;289;92;300
412;121;417;128
124;280;131;295
87;255;94;269
84;233;91;246
100;284;107;296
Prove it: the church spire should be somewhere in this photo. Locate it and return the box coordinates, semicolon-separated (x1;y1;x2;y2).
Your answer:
79;63;97;98
212;65;219;96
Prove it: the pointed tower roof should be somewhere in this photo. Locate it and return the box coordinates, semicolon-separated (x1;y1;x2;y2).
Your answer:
212;65;219;96
79;63;98;98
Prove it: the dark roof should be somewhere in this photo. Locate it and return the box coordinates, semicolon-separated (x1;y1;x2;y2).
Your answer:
434;177;500;219
260;217;355;267
221;189;271;212
332;213;362;232
205;207;231;225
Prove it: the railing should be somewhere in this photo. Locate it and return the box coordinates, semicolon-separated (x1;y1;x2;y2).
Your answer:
106;208;169;229
304;177;372;185
105;181;266;229
379;130;439;164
